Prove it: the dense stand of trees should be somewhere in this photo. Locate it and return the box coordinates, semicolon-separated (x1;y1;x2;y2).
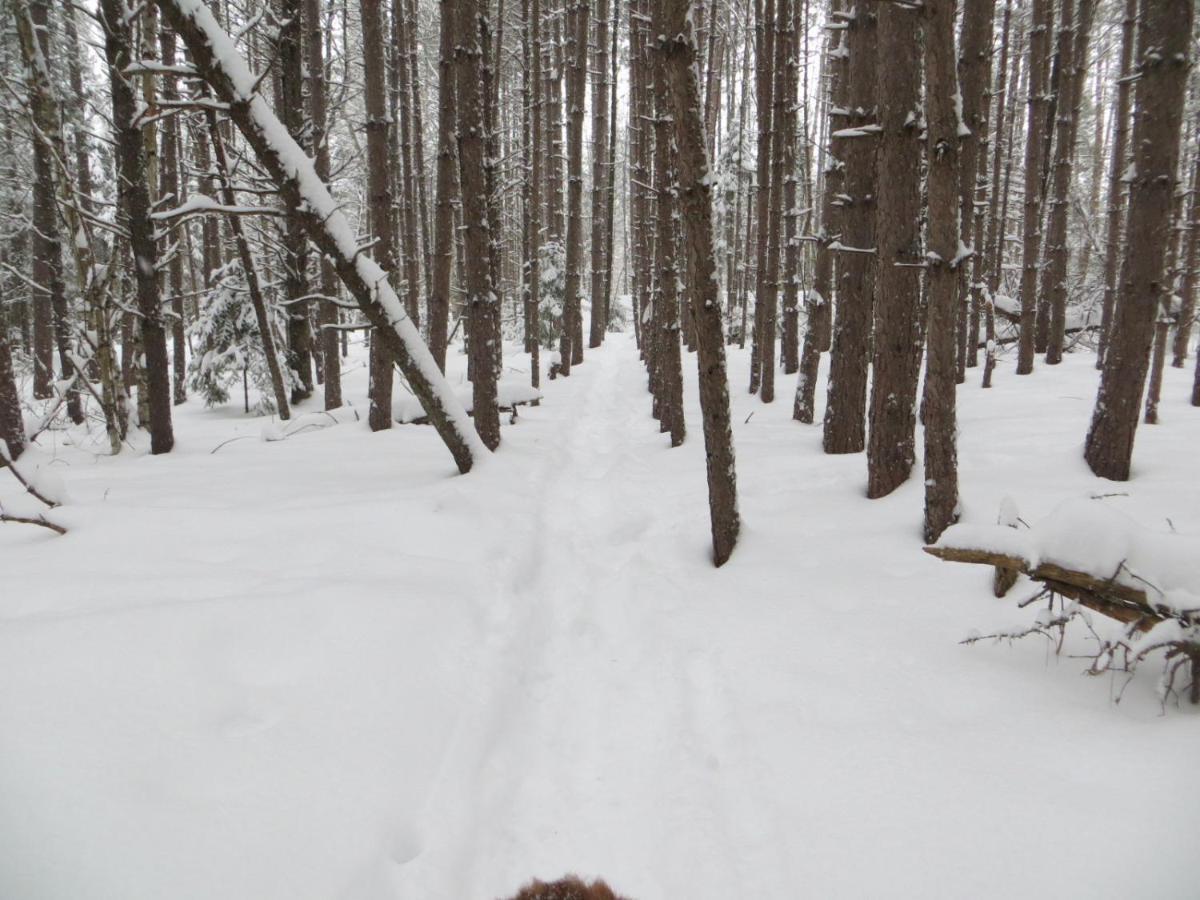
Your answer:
0;0;1197;559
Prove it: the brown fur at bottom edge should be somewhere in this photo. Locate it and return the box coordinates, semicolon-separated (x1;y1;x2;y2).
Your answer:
503;874;629;900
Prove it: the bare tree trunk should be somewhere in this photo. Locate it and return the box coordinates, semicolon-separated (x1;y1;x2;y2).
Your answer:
922;0;961;543
652;49;685;446
1016;0;1053;375
558;0;589;374
1042;0;1097;365
101;0;173;453
866;0;922;500
655;0;741;567
159;27;188;406
588;0;610;348
431;0;457;371
453;0;502;448
822;1;876;453
794;0;843;424
361;0;398;432
206;113;292;421
279;0;314;401
528;0;543;388
0;332;24;462
395;0;422;327
749;0;775;395
956;0;996;377
779;0;800;376
1171;142;1200;368
1084;0;1192;481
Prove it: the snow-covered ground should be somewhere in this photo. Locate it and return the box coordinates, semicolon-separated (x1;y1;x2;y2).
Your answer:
2;333;1199;900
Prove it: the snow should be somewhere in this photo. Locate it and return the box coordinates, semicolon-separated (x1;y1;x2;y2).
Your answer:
3;336;1200;899
937;498;1200;615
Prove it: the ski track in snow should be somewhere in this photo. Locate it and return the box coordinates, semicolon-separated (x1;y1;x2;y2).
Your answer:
3;333;1200;900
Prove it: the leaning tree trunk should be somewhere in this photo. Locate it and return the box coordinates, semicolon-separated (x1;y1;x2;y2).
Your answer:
1015;0;1052;375
1084;0;1192;481
866;0;923;500
822;0;876;453
453;0;502;449
922;0;962;544
101;0;174;454
154;0;486;473
654;0;741;567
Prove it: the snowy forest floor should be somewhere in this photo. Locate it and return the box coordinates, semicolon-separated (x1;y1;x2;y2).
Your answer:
3;331;1199;900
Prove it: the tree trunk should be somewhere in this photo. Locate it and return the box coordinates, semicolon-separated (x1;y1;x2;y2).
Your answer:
866;0;923;500
652;49;685;446
431;0;457;371
278;0;314;401
1015;0;1052;375
101;0;174;454
1042;0;1097;365
1084;0;1192;481
528;0;543;389
159;27;189;406
588;0;611;348
1171;150;1200;368
749;0;775;395
0;333;24;462
922;0;961;543
558;0;589;375
453;0;502;448
822;1;876;452
956;0;996;376
305;0;342;409
655;0;741;567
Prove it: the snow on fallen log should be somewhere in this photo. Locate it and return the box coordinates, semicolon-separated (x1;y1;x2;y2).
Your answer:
395;381;543;425
154;0;487;474
927;498;1200;627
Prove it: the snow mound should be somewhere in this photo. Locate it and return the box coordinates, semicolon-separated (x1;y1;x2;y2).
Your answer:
395;379;543;424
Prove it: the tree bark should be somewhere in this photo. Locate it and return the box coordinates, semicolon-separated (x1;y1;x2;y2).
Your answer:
558;0;589;374
749;0;776;395
430;0;457;371
101;0;174;454
822;0;876;453
588;0;611;348
453;0;502;448
1015;0;1052;375
922;0;961;543
655;0;741;567
159;27;189;406
1171;150;1200;368
1084;0;1192;481
866;0;923;500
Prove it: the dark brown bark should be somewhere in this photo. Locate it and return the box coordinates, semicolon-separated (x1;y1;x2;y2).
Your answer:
956;0;996;376
527;0;543;388
0;333;24;462
1084;0;1192;481
28;0;58;403
588;0;611;349
1042;0;1097;365
822;0;876;453
453;0;502;448
794;0;843;424
558;0;589;375
866;0;923;500
305;0;342;409
279;0;314;401
780;0;800;376
1016;0;1052;375
394;0;423;328
922;0;961;544
362;0;398;432
758;0;790;404
749;0;776;395
1171;147;1200;369
655;0;741;567
431;0;457;371
652;55;685;446
101;0;173;453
